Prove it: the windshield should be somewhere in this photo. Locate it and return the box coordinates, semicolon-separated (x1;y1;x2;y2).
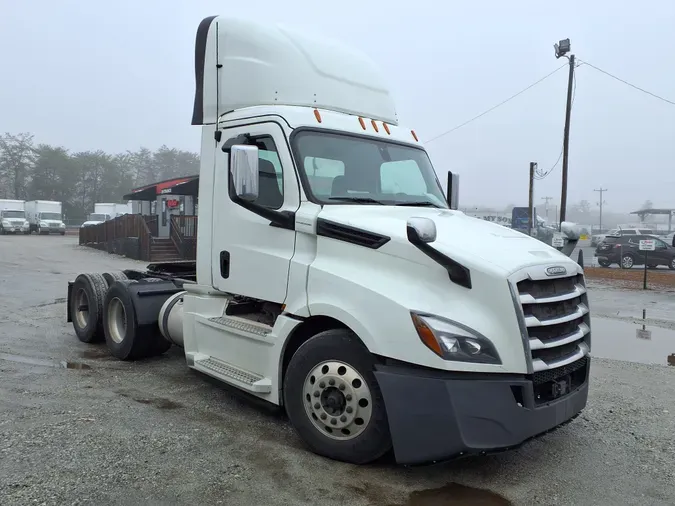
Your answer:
88;213;108;221
291;131;448;207
1;210;25;219
40;213;62;221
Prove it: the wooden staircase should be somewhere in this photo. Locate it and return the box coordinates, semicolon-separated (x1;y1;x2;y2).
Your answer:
150;238;181;262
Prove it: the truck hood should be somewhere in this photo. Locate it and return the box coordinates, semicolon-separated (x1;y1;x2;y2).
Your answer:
318;206;575;276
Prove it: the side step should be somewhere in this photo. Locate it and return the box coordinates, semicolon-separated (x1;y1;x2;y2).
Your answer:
189;354;272;394
203;314;273;341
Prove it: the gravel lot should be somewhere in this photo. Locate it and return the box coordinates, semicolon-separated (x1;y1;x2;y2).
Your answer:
1;235;674;506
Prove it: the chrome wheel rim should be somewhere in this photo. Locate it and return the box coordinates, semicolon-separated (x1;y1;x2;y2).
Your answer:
74;288;89;329
622;256;633;268
302;360;373;441
107;297;127;344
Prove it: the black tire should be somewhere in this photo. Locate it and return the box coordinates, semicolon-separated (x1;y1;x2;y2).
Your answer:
102;271;128;288
283;329;391;464
669;258;675;271
598;259;611;268
70;273;108;343
621;254;634;269
103;280;169;361
59;231;65;236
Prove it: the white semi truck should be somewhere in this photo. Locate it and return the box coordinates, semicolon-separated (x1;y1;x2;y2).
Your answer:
25;200;66;235
0;199;30;234
66;16;591;465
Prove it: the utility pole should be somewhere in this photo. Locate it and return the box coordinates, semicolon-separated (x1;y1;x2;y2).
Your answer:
594;187;607;232
541;196;553;219
528;162;537;236
554;38;575;227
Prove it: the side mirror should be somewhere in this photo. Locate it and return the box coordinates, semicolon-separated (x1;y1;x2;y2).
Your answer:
446;171;459;210
230;145;259;202
406;217;437;244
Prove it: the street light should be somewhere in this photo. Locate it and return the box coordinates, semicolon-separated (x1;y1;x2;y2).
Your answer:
554;38;571;59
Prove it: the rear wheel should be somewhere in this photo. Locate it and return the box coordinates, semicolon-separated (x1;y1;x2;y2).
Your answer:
70;273;108;343
103;280;170;360
283;329;391;464
621;254;634;269
102;271;128;288
670;258;675;270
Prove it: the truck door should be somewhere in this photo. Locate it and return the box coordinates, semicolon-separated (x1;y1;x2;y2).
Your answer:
211;122;300;303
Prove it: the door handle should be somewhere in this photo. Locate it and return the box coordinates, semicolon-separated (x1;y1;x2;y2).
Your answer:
219;251;230;278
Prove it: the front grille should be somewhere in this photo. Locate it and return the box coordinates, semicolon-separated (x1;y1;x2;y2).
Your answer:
516;271;591;373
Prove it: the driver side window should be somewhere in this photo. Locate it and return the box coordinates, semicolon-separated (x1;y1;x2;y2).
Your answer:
253;137;284;210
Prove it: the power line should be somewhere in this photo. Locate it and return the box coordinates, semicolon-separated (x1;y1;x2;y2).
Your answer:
424;64;568;144
579;59;675;106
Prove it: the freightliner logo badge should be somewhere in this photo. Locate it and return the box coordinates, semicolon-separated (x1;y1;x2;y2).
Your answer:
546;266;567;276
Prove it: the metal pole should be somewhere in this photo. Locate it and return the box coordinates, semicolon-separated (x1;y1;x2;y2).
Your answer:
559;54;575;228
529;162;536;236
643;250;648;290
594;187;607;233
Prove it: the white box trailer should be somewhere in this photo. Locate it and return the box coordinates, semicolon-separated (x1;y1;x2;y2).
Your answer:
66;16;590;466
81;203;117;228
25;200;66;235
82;202;134;228
0;199;30;235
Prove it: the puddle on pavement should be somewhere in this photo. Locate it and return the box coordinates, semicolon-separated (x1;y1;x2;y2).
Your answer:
592;317;675;366
117;391;181;410
61;361;92;370
389;483;512;506
80;349;112;360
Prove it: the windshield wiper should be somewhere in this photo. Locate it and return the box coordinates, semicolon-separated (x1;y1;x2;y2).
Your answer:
328;196;386;205
394;201;442;208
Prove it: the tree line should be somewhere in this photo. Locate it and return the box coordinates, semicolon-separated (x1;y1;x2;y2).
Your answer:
0;133;199;221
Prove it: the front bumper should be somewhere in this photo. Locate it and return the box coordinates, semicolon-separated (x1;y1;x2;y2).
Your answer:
374;359;589;465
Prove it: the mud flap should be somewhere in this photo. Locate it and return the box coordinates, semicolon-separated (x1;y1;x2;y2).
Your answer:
66;281;74;323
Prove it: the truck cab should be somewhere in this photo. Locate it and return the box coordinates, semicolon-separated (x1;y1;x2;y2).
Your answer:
0;199;30;234
67;16;590;465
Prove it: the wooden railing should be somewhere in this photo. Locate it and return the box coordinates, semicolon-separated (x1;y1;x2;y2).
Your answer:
142;215;158;236
170;215;198;260
79;214;154;260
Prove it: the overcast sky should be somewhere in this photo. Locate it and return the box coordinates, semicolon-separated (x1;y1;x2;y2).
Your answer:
1;0;674;212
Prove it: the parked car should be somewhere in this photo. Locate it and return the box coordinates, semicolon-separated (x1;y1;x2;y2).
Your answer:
595;234;675;269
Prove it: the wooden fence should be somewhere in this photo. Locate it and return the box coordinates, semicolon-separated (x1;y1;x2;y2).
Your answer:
79;214;153;261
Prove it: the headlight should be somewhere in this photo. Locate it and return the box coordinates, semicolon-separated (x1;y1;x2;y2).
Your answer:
60;223;66;228
1;220;9;226
40;221;47;227
411;312;501;364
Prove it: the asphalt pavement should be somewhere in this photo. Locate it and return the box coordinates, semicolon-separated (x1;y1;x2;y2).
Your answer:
1;235;674;506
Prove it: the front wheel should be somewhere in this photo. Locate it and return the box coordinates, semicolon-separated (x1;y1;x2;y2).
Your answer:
598;259;611;268
283;329;391;464
621;254;634;269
